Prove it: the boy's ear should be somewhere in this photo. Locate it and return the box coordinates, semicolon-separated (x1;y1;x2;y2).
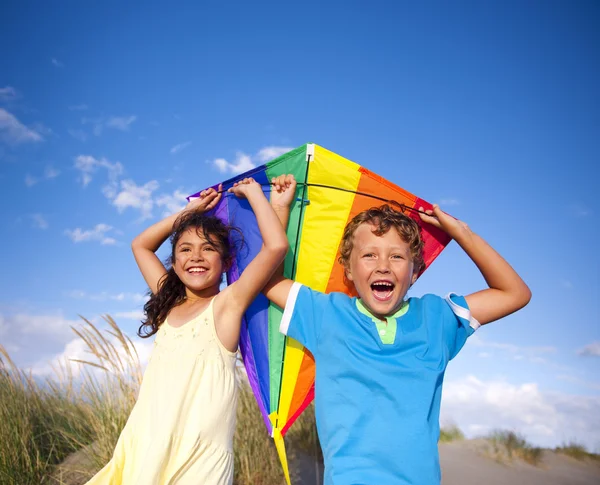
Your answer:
411;271;418;285
345;266;353;282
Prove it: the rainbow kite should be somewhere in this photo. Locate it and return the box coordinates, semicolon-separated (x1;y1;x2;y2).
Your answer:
188;144;451;483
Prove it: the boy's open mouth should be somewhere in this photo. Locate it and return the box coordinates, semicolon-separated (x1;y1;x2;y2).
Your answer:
370;281;394;301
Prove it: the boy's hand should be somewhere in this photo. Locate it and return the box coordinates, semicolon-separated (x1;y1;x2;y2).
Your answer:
419;204;471;241
270;174;297;210
186;184;222;212
228;177;261;199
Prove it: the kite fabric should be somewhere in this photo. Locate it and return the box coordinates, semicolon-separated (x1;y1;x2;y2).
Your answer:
187;144;451;484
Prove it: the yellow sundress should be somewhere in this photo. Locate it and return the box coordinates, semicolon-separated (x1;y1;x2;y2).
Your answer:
85;298;238;485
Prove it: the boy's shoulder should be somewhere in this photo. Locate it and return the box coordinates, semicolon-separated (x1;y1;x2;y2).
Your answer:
296;285;356;313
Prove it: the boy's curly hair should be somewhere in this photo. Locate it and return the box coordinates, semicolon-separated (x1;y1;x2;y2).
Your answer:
338;205;425;275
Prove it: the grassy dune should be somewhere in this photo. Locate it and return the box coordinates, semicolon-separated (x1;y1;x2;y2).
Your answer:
0;317;317;485
2;317;597;485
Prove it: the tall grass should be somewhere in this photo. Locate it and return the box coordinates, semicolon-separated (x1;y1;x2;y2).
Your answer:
555;441;600;462
0;346;91;484
439;425;465;443
486;430;543;466
0;316;319;485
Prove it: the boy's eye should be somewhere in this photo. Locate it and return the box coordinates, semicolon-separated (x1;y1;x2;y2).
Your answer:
363;253;375;258
391;254;404;260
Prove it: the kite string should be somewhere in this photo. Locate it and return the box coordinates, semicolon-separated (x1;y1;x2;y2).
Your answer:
215;182;432;216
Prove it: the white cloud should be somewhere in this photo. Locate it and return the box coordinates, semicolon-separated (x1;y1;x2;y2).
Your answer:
51;58;64;67
211;145;293;175
106;115;137;131
578;341;600;357
0;312;102;371
81;115;137;136
213;152;255;175
45;165;60;179
0;108;43;145
64;223;117;245
110;179;159;220
0;86;18;102
68;104;88;111
29;330;154;378
66;290;148;304
441;375;600;450
68;128;88;142
115;310;145;320
74;154;123;189
25;174;38;187
469;335;556;358
25;166;60;188
81;117;104;136
155;189;188;216
0;313;80;349
255;146;294;163
170;141;192;154
30;214;48;229
556;374;600;391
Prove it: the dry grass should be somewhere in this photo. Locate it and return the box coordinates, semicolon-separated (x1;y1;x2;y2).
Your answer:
0;315;312;485
555;441;600;462
439;425;465;443
0;346;91;484
486;430;544;466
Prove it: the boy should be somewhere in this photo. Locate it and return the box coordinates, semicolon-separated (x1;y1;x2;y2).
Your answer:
265;175;531;485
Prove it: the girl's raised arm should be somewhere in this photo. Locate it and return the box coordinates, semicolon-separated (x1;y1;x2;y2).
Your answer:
131;187;221;294
216;179;288;335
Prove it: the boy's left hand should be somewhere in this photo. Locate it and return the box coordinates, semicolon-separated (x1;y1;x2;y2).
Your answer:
419;204;471;241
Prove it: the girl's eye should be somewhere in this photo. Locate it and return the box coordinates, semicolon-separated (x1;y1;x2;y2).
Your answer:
204;246;215;252
180;247;190;252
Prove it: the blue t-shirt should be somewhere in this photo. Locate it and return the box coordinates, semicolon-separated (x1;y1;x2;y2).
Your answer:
280;283;480;485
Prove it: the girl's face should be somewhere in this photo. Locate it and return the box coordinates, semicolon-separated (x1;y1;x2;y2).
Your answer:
173;228;226;295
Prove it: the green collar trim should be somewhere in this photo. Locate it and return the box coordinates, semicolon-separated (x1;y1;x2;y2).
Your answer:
355;299;408;345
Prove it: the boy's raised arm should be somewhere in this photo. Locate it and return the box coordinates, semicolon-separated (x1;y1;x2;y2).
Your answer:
420;205;531;325
262;174;297;309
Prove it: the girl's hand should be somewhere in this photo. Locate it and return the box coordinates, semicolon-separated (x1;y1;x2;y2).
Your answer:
419;204;471;241
186;184;222;212
228;178;260;199
270;174;297;210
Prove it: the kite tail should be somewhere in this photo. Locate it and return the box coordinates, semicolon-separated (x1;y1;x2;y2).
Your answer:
270;413;291;485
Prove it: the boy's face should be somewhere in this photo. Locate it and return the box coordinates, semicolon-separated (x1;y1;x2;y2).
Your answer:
346;222;418;320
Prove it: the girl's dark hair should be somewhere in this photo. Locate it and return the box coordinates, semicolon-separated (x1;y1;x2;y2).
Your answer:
138;211;240;338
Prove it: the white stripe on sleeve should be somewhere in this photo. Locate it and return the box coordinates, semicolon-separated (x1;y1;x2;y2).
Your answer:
445;292;481;331
279;282;303;335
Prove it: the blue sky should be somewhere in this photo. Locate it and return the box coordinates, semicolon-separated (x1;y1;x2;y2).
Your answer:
1;1;599;450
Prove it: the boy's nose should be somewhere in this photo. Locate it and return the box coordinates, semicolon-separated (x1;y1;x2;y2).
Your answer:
375;263;391;273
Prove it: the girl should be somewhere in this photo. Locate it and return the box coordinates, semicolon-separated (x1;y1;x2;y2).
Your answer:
85;178;289;485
